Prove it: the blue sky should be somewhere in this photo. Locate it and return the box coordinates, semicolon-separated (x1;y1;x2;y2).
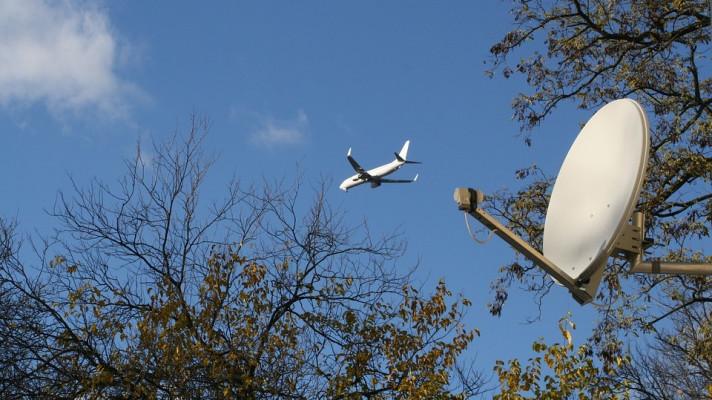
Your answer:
0;0;600;377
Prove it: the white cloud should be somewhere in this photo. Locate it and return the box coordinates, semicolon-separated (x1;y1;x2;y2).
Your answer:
0;0;138;116
250;110;309;147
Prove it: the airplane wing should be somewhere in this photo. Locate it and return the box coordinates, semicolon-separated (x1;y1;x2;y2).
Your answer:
380;174;419;184
346;148;371;178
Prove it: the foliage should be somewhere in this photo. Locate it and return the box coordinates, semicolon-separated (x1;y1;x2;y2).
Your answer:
493;316;629;400
488;0;710;398
0;119;482;399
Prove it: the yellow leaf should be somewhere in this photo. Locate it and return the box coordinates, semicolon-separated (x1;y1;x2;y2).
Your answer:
50;255;65;267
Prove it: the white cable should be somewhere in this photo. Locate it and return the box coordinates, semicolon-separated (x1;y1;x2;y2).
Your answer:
463;212;496;244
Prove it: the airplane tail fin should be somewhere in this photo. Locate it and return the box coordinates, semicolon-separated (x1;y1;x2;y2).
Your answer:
394;140;421;164
398;140;410;160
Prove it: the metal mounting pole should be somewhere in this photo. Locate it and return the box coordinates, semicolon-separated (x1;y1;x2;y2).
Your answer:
631;261;712;274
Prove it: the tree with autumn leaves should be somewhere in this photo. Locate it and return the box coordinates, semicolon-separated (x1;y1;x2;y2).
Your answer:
494;316;631;400
0;121;483;399
488;0;710;398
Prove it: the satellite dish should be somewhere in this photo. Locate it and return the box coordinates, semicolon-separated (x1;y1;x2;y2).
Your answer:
542;99;649;281
454;98;711;305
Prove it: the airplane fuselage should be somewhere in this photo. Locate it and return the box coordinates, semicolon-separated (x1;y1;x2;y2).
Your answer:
339;160;404;191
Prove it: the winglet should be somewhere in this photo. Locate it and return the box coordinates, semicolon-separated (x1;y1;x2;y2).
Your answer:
413;174;419;182
347;147;352;157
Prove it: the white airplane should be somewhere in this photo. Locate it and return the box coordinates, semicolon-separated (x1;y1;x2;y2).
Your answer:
339;140;420;191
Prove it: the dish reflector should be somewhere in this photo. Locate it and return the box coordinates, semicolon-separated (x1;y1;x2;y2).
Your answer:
543;99;649;281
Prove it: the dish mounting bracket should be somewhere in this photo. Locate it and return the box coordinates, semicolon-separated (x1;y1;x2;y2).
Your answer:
618;212;712;275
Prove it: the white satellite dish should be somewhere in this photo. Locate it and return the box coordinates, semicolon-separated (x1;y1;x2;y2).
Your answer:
454;98;712;305
543;99;649;282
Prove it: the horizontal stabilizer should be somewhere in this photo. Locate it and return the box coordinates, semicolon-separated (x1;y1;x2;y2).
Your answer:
394;152;421;164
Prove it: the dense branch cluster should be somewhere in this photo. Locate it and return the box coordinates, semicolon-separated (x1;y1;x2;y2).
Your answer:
0;120;482;399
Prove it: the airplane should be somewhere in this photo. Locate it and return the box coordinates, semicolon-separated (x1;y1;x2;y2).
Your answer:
339;140;420;191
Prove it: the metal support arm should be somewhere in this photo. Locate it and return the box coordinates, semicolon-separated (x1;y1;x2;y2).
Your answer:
454;188;594;305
